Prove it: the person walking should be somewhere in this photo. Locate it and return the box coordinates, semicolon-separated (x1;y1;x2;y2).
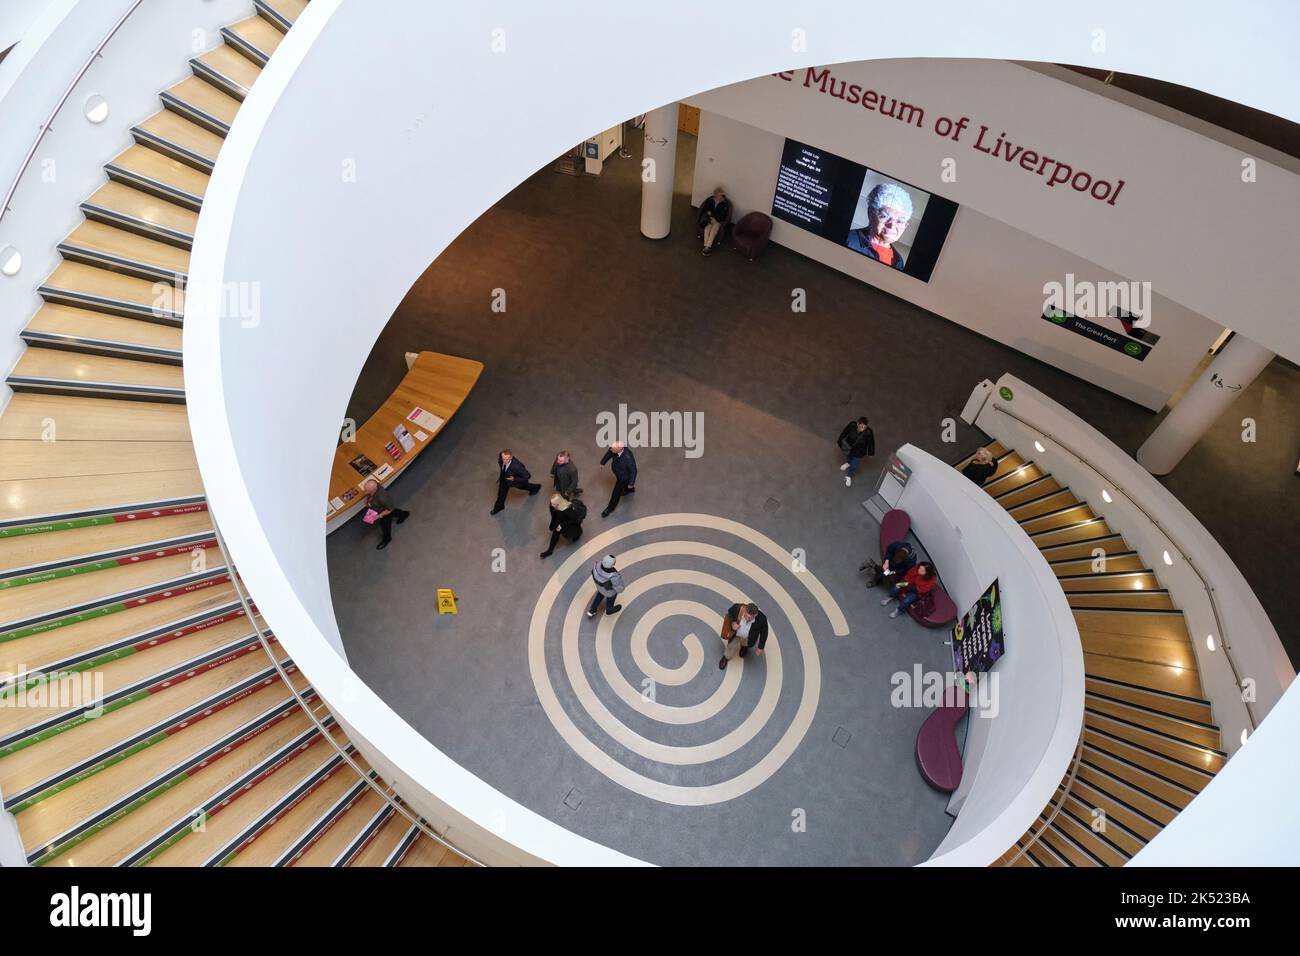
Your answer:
880;561;938;619
837;417;876;487
961;447;997;486
362;478;409;551
550;450;581;500
587;554;626;617
540;494;587;558
599;441;638;518
491;449;541;515
718;602;769;670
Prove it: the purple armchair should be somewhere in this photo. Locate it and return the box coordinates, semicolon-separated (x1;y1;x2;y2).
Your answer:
732;212;773;261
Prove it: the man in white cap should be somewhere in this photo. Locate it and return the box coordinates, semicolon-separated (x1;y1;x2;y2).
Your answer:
587;554;626;618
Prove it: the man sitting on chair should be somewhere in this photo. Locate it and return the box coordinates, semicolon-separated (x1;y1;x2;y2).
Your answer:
698;187;732;257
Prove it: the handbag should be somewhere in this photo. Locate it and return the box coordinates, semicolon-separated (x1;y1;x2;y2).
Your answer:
363;508;380;525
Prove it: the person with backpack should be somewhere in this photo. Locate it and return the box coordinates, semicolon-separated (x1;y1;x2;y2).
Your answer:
880;561;938;620
861;541;915;588
587;554;626;617
541;494;586;558
837;417;876;487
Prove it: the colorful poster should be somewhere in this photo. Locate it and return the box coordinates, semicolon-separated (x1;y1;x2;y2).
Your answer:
952;578;1005;675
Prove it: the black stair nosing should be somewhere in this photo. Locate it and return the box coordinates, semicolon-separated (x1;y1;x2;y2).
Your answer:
1055;797;1137;863
4;377;187;405
158;90;231;137
983;461;1038;491
128;126;216;174
219;748;355;868
1078;750;1193;815
0;529;215;581
1067;587;1170;596
118;715;332;867
219;27;272;66
1042;815;1109;867
101;165;204;213
1048;549;1140;566
335;803;395;867
22;685;315;863
0;631;267;751
1027;515;1107;538
1075;606;1185;618
1085;673;1211;709
80;201;194;250
1085;689;1221;737
1038;532;1127;554
188;57;250;102
0;496;206;534
1069;770;1169;837
1024;833;1070;867
18;329;183;366
1086;706;1227;759
6;662;300;816
385;822;421;867
1084;723;1220;783
0;599;246;694
1004;487;1078;514
36;284;183;326
0;565;230;636
1055;568;1155;581
254;0;295;33
268;765;377;868
991;472;1055;501
54;241;187;287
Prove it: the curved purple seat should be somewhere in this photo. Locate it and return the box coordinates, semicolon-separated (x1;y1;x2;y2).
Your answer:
732;211;773;260
909;586;959;629
915;688;967;791
879;509;910;558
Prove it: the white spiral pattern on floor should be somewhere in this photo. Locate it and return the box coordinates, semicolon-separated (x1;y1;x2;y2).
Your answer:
528;513;849;805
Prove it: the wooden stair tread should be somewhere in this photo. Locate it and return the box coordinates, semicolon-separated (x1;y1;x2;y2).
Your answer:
135;111;224;165
195;45;263;94
107;145;210;202
223;761;367;866
0;470;203;526
1085;677;1212;725
349;813;410;866
1086;694;1221;750
1073;608;1190;641
398;832;466;867
0;510;212;575
162;75;241;127
1068;591;1176;610
0;439;197;482
1051;554;1146;576
1084;651;1204;699
10;348;185;389
84;182;199;237
60;221;190;276
1081;631;1198;671
292;789;388;866
0;395;191;443
226;15;286;58
24;304;183;353
41;262;183;313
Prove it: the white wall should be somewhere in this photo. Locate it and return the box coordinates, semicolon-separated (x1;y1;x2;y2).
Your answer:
182;0;1300;865
888;446;1083;866
687;58;1300;370
0;0;53;58
968;374;1293;752
692;110;1222;411
0;0;253;408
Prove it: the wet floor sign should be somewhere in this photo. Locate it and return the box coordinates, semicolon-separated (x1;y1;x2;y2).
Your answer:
437;588;458;615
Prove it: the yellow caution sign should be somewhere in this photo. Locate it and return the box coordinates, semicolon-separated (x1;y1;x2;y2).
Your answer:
437;588;458;615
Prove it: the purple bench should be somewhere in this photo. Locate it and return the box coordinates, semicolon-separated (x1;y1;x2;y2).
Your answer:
915;687;968;791
879;509;911;559
909;587;959;629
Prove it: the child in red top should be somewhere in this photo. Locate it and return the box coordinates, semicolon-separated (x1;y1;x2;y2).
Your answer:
881;562;937;619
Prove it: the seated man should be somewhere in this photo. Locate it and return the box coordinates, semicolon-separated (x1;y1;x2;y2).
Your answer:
862;541;915;588
698;187;732;257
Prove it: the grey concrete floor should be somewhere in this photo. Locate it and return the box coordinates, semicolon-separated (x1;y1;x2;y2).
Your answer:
326;133;1299;866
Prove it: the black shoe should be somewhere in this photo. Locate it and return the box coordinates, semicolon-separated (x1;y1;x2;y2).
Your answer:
539;551;552;559
490;506;503;515
528;486;540;496
377;540;390;550
601;509;612;518
395;513;408;524
626;486;635;494
719;656;727;670
702;247;710;257
739;646;748;658
608;604;622;615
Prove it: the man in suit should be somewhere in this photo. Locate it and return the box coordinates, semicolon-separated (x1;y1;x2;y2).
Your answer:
719;602;769;670
491;449;541;515
599;441;637;518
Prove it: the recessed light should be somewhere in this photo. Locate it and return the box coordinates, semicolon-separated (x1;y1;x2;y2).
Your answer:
1162;550;1174;565
1206;634;1216;651
84;93;109;124
1240;728;1249;746
1033;440;1046;453
1101;489;1113;503
0;245;20;276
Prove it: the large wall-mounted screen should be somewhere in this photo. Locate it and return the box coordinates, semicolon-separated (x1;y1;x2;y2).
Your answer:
771;138;958;283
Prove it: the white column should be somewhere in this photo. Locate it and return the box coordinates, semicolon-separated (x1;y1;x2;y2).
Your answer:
639;103;678;239
1137;333;1275;475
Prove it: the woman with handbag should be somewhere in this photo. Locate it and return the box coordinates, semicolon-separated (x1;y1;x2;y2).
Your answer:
880;562;937;620
362;478;410;550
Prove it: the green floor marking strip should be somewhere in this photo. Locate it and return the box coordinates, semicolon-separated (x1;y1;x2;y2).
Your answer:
9;730;168;814
32;771;191;867
0;560;126;591
1;602;127;645
0;691;150;758
0;516;115;539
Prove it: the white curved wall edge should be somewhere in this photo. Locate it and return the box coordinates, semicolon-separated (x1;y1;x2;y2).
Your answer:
890;447;1083;867
967;374;1293;755
183;0;1299;864
0;0;52;59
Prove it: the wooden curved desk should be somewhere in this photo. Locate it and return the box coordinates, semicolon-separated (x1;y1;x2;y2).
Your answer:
326;351;483;531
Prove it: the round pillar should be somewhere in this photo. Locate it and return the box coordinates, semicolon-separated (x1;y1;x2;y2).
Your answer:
1137;334;1275;475
639;104;678;239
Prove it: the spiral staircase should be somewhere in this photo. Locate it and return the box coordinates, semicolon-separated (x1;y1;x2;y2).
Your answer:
952;443;1228;866
0;0;472;867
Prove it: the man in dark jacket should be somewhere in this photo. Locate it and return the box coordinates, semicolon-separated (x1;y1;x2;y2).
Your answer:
837;417;876;487
698;187;732;256
599;441;637;518
491;449;541;515
363;479;409;551
550;450;580;500
540;494;586;558
864;541;915;588
719;602;769;670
